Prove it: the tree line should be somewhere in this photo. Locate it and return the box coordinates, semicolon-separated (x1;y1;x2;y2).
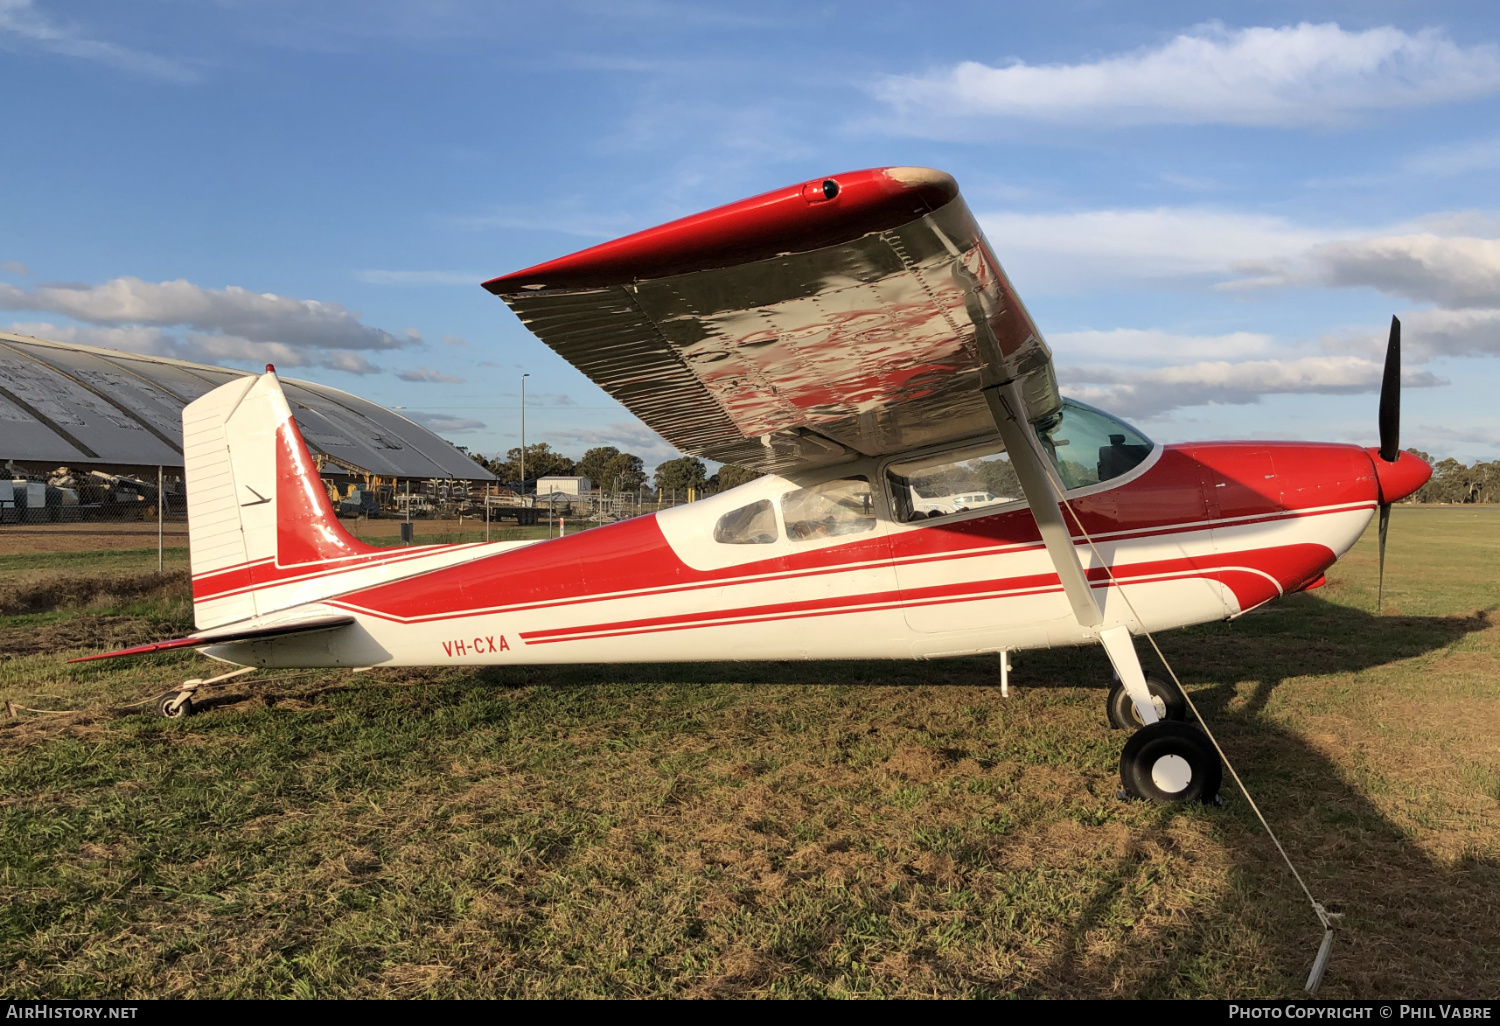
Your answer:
464;444;764;496
464;442;1499;504
1406;451;1500;504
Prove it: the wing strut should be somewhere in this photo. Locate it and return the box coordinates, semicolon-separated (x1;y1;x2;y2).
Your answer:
983;382;1164;725
982;382;1102;628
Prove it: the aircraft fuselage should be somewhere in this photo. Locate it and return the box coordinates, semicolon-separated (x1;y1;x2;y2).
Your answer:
201;438;1396;670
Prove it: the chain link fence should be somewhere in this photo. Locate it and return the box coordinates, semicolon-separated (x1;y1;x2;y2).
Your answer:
0;465;701;556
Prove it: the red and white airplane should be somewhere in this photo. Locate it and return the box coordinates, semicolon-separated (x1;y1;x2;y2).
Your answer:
77;167;1431;804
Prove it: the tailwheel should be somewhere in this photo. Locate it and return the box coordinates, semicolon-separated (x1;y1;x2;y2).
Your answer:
1119;720;1221;804
158;692;194;719
1106;673;1187;729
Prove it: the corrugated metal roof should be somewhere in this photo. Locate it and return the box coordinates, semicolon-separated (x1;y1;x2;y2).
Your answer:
0;332;494;481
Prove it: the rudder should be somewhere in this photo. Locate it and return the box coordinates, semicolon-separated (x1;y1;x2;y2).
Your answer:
183;367;377;629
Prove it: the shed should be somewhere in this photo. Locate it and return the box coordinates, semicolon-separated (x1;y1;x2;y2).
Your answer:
535;476;592;497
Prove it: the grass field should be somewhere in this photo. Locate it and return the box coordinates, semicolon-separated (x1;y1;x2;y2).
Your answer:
1;507;1496;998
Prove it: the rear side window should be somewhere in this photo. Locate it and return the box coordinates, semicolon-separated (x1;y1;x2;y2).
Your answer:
782;477;876;542
887;442;1020;524
714;499;778;544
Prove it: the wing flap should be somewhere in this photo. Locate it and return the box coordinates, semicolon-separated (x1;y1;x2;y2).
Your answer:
67;614;356;663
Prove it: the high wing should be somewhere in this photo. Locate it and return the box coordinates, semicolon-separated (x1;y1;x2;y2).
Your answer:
484;167;1059;473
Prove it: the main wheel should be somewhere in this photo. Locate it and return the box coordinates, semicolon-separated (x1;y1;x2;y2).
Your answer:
1119;721;1221;804
158;692;193;719
1106;673;1187;729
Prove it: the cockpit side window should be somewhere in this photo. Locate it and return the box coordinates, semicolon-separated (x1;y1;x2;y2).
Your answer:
1034;399;1155;490
886;441;1022;524
713;499;778;544
781;477;876;542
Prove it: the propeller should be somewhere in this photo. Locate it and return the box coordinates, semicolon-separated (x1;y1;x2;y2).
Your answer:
1376;315;1400;613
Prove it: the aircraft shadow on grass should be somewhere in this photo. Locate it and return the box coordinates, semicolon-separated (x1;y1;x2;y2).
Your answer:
1017;602;1498;997
160;597;1496;996
168;592;1492;996
462;599;1496;998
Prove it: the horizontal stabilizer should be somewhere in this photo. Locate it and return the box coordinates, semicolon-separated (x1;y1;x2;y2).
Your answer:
67;615;355;663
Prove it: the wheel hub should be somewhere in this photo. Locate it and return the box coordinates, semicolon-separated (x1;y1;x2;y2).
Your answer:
1150;754;1193;793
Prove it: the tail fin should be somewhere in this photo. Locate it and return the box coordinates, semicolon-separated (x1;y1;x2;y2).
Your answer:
184;367;378;629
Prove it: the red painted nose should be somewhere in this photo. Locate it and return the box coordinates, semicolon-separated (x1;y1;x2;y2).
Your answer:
1364;448;1432;503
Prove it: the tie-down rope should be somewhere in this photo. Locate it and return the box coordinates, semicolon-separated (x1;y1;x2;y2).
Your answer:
1057;498;1338;994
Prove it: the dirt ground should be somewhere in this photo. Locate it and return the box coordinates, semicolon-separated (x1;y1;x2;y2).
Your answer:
0;515;582;554
0;521;190;553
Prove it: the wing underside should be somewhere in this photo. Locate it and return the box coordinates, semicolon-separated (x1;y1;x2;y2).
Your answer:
487;167;1059;473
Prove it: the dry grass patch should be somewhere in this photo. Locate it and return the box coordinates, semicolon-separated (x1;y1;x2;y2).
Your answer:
0;507;1495;998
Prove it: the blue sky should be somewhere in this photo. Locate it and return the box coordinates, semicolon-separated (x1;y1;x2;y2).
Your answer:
3;0;1499;471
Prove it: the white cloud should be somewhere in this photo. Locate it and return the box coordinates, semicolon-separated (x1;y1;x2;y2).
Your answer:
981;207;1331;290
4;321;385;375
876;23;1500;130
546;419;680;470
1416;211;1500;237
1407;423;1500;451
439;334;469;348
984;206;1500;311
1218;221;1500;314
1284;235;1500;308
353;270;487;286
1060;356;1444;419
0;276;412;355
3;321;179;357
0;260;29;275
0;0;197;81
1048;328;1280;365
1322;308;1500;362
396;366;466;384
1400;308;1500;359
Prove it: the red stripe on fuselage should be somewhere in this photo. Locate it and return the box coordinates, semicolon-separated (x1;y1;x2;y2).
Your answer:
514;544;1324;646
191;544;484;602
225;441;1376;626
328;502;1361;626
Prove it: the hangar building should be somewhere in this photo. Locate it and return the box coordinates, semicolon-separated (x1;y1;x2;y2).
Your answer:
0;331;493;484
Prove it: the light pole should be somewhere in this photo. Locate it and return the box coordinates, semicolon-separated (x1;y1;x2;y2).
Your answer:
520;373;530;507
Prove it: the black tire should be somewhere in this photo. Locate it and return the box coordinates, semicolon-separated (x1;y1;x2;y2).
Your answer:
1119;721;1221;804
1106;673;1187;729
158;693;193;719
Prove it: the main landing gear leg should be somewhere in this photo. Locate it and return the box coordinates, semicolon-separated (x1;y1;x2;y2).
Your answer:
1098;626;1221;804
1098;626;1159;727
158;666;256;719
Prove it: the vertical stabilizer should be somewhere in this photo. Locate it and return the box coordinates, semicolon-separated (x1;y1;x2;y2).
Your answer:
183;368;377;629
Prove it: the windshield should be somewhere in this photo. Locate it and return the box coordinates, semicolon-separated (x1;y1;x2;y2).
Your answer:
1034;399;1154;490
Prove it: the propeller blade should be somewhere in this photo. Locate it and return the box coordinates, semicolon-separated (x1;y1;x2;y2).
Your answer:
1379;316;1401;463
1377;502;1390;613
1376;316;1401;613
